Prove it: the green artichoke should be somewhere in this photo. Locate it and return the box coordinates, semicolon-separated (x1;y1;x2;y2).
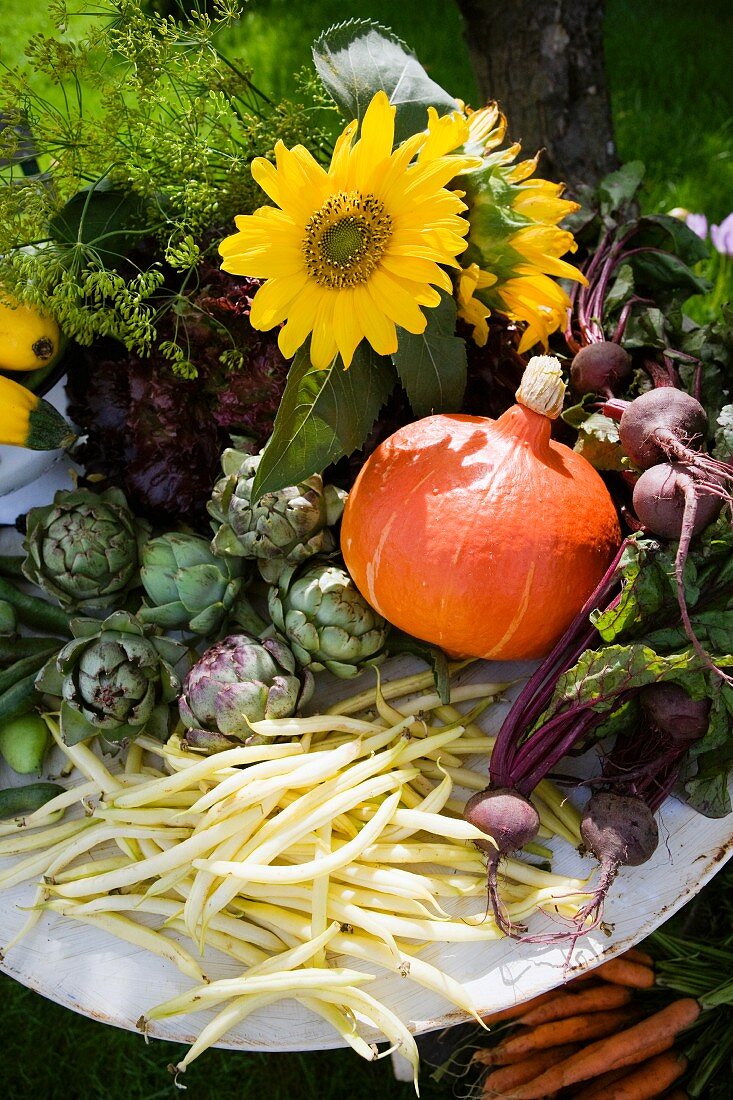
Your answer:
22;488;150;612
36;611;185;745
138;532;245;636
179;632;313;740
207;448;347;583
268;561;389;679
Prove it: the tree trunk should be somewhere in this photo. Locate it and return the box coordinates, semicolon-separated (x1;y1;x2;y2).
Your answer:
455;0;617;189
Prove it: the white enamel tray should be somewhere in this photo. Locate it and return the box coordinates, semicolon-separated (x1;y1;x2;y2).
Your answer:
1;530;732;1053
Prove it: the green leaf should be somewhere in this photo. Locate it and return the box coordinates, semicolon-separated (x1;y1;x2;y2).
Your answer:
598;161;645;217
49;177;149;267
312;342;396;452
622;305;668;348
573;413;626;472
251;346;345;501
392;292;467;416
603;263;635;313
629;250;710;303
714;404;733;461
631;214;710;268
682;684;733;817
312;19;458;145
541;643;713;725
591;537;667;642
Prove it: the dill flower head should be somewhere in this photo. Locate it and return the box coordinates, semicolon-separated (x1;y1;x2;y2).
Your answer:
219;90;479;369
448;103;587;352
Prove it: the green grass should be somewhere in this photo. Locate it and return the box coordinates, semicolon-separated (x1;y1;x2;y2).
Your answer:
1;1;732;1096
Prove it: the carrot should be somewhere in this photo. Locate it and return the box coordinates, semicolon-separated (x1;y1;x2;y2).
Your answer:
569;1037;679;1098
481;990;557;1027
500;998;700;1098
478;1044;581;1093
519;983;634;1025
574;1051;687;1100
485;1009;635;1064
593;957;656;989
624;946;655;968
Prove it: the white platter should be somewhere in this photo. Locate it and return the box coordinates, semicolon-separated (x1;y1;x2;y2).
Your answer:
1;651;733;1055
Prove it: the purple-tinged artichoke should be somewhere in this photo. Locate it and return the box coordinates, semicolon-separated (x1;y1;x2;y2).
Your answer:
179;633;314;741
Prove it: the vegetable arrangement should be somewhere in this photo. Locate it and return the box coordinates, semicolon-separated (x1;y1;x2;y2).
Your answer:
0;0;732;1093
0;672;588;1088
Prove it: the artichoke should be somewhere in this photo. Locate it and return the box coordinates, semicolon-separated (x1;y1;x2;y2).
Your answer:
179;633;314;740
36;611;185;745
207;448;347;583
268;561;389;678
138;532;245;636
22;488;150;612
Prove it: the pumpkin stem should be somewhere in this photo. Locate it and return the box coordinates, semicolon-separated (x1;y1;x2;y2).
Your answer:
515;355;566;420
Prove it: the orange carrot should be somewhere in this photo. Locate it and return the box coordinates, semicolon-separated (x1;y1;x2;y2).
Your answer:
500;998;700;1098
624;946;655;968
484;1009;635;1064
478;1044;581;1094
593;957;656;989
481;990;557;1027
568;1037;679;1097
575;1051;687;1099
519;983;634;1025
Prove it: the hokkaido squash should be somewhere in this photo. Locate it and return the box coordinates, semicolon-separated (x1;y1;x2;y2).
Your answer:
341;356;621;661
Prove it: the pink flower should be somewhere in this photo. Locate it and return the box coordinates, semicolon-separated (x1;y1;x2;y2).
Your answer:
684;212;708;239
711;213;733;256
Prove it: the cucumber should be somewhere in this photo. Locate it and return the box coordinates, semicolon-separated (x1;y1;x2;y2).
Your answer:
0;576;72;636
0;672;41;724
0;782;65;819
0;600;16;636
0;649;58;696
0;637;64;666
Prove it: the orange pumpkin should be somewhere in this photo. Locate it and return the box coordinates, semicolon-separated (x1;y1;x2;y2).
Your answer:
341;356;621;661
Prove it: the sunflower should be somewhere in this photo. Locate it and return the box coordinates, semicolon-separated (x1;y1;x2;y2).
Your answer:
434;104;587;352
219;91;479;369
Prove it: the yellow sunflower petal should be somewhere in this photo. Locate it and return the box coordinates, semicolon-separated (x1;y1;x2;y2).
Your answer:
368;269;429;333
310;293;340;369
332;289;364;366
419;108;469;161
355;287;398;356
249;272;309;330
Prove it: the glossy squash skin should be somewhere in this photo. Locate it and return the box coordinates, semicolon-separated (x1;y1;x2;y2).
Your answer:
341;405;621;661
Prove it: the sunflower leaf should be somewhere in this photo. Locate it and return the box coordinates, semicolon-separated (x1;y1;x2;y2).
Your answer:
251;346;344;501
313;343;396;452
312;19;458;145
392;291;467;416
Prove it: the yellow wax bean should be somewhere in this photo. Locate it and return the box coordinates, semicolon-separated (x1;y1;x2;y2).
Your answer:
247;715;381;739
299;996;376;1062
171;992;288;1076
0;817;94;856
146;966;373;1021
111;742;304;809
195;791;401;886
47;720;123;793
45;907;207;983
49;814;260;898
239;901;482;1022
326;668;440;714
0;780;100;837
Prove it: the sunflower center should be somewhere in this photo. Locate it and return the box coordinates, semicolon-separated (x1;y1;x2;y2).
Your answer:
303;191;392;289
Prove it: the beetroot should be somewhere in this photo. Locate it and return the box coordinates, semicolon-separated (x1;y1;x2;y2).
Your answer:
576;791;659;930
464;787;540;936
639;682;711;745
570;341;632;398
633;462;730;682
619;388;708;469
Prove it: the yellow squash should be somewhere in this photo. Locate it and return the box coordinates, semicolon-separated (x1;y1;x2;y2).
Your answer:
0;297;61;372
0;374;76;451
